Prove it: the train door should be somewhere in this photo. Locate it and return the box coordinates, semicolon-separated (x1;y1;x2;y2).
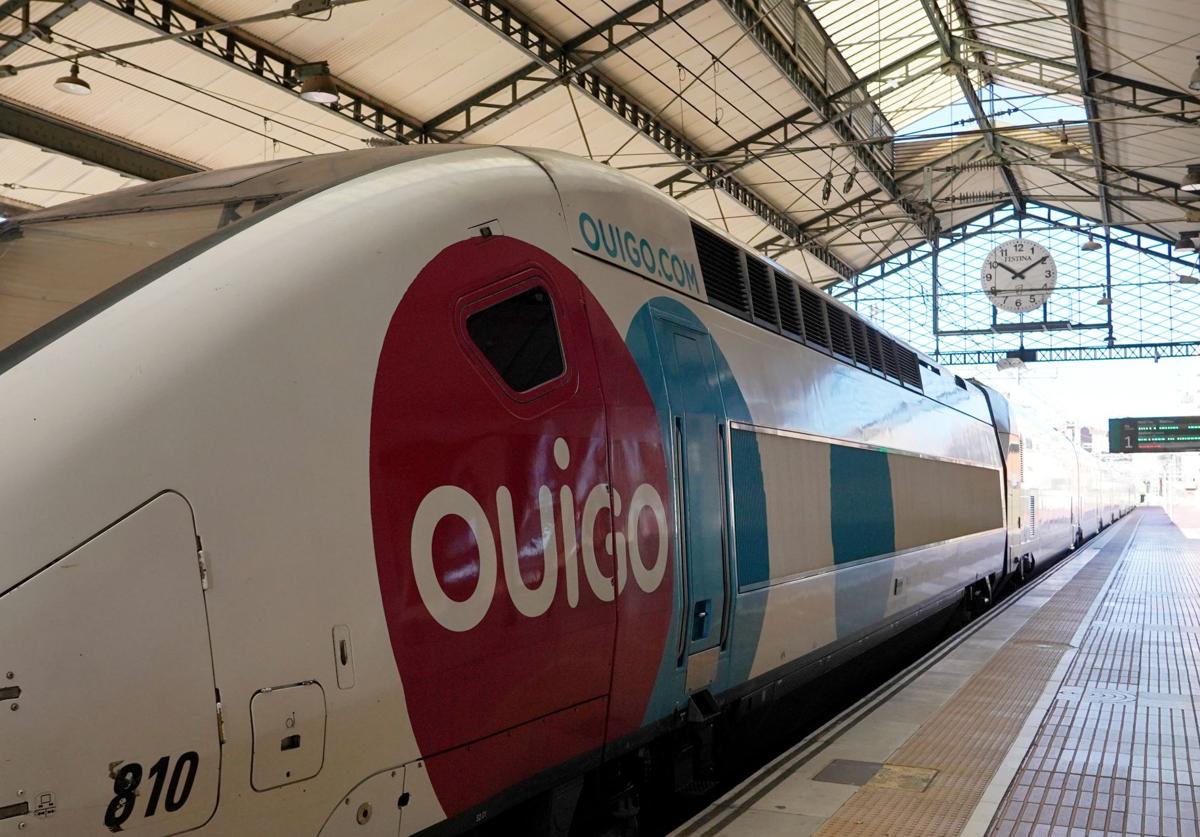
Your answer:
0;492;221;834
653;314;729;692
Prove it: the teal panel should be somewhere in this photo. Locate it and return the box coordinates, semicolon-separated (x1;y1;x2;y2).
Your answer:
731;428;770;588
830;445;895;638
829;445;895;564
625;298;768;721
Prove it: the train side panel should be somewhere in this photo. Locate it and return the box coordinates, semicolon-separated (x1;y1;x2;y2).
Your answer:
534;151;1006;723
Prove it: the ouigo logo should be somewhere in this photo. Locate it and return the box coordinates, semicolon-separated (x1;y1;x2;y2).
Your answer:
411;438;669;632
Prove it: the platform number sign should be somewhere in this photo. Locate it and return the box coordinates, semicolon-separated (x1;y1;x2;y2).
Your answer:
980;238;1057;313
1109;416;1200;453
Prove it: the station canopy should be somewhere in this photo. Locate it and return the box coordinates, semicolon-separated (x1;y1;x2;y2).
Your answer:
0;0;1196;300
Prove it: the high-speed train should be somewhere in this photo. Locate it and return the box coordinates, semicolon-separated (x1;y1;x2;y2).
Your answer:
0;146;1134;836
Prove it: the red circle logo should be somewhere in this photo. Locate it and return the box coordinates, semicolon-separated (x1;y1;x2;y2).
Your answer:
369;236;673;815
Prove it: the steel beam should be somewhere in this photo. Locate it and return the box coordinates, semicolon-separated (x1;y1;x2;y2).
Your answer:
96;0;424;141
657;40;944;197
1063;0;1111;228
715;0;935;240
918;0;1024;212
415;0;709;142
834;203;1013;298
0;99;200;180
0;0;88;61
936;342;1200;364
454;0;856;279
956;39;1199;127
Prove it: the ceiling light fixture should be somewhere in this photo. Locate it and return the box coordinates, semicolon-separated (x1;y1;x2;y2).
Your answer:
842;165;858;195
1190;55;1200;92
1096;295;1112;306
53;62;90;95
296;61;337;104
1178;231;1198;252
1183;165;1200;193
1178;273;1200;285
1048;119;1076;159
821;171;832;204
1081;233;1102;251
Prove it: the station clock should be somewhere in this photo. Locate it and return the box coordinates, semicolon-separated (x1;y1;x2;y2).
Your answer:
980;238;1057;313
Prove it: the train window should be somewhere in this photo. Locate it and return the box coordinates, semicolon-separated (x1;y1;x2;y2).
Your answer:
0;202;251;356
466;286;565;393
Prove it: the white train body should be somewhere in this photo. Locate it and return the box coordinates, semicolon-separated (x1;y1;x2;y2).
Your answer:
0;146;1133;836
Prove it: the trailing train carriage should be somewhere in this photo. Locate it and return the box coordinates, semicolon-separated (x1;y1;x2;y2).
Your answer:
0;146;1132;836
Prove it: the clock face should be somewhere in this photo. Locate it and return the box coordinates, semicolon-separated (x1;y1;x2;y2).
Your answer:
981;238;1057;313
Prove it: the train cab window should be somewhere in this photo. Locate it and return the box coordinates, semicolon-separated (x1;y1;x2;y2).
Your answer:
465;286;565;393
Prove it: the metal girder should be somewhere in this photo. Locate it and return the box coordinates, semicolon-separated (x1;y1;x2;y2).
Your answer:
995;134;1196;222
1023;203;1200;269
827;40;945;105
936;342;1200;364
414;0;709;142
838;193;1200;303
0;99;200;180
834;203;1013;298
96;0;424;142
454;0;856;279
918;0;1024;212
758;137;993;261
1063;0;1111;228
657;40;946;199
957;39;1199;127
715;0;935;240
0;0;88;60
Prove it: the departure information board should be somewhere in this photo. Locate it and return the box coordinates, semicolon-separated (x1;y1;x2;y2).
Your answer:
1109;416;1200;453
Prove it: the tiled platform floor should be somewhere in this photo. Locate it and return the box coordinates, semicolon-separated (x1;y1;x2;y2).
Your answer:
674;505;1200;837
989;508;1200;837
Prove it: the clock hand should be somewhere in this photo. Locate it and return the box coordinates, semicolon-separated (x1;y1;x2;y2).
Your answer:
994;261;1020;278
1013;255;1049;280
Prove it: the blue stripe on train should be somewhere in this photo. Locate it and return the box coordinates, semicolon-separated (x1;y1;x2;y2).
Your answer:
830;445;895;638
625;297;768;723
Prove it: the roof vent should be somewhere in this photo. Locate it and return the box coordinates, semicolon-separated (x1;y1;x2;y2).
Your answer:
746;256;778;327
775;275;803;338
692;223;749;317
826;305;853;358
797;285;828;348
897;346;922;389
880;336;901;379
865;326;885;373
851;318;871;367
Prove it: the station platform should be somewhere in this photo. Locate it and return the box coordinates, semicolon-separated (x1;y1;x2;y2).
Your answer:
674;505;1200;837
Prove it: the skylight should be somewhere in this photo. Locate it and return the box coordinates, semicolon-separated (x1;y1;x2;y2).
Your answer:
897;84;1088;140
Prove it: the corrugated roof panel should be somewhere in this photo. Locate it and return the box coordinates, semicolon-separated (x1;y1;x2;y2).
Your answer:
0;4;380;169
596;3;810;155
190;0;530;124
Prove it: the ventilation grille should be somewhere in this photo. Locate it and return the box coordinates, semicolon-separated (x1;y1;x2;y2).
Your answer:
897;346;921;388
775;275;802;337
746;257;777;326
798;285;828;348
881;337;901;379
851;319;870;366
692;223;749;316
826;305;853;358
866;326;884;373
